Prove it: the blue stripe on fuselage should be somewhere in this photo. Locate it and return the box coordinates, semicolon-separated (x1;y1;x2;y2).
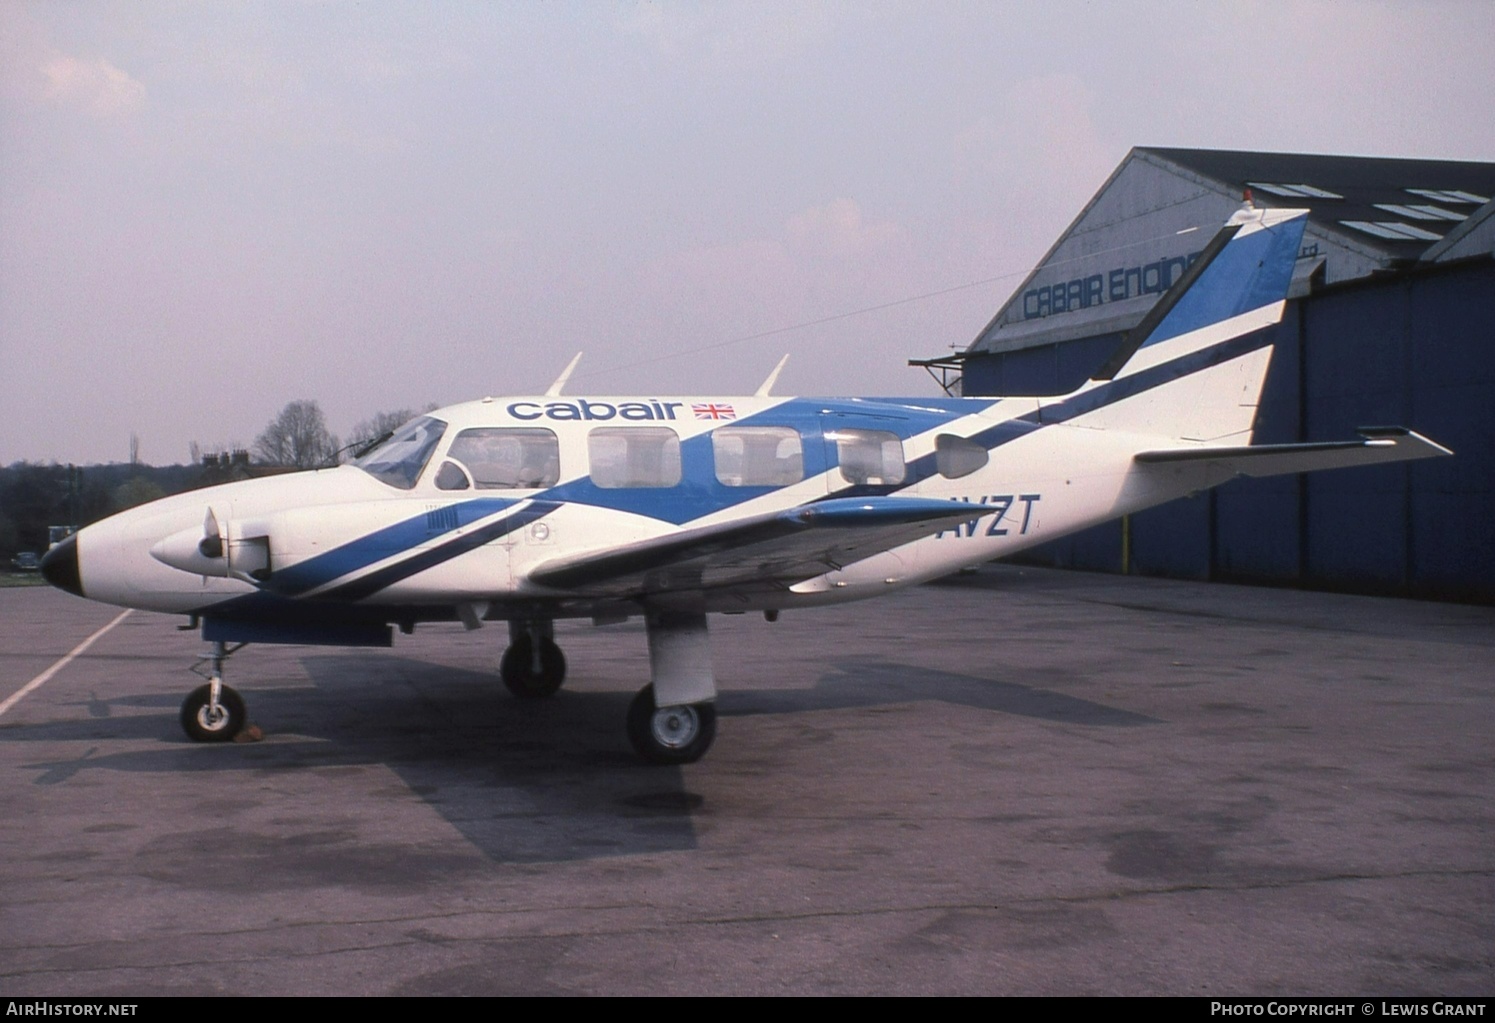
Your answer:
198;500;553;616
315;501;556;603
806;325;1280;505
536;397;987;525
263;497;520;597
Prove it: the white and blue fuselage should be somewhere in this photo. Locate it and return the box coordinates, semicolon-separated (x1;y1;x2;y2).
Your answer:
39;205;1451;762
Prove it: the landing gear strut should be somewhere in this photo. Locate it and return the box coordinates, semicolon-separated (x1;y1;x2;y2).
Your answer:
181;641;248;742
500;619;566;698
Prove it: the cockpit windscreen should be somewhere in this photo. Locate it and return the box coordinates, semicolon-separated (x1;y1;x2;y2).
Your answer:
352;416;447;489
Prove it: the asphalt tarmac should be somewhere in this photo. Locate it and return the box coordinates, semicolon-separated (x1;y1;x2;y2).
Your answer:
1;566;1491;996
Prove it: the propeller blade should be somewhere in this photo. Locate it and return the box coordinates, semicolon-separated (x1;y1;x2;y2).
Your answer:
198;507;224;559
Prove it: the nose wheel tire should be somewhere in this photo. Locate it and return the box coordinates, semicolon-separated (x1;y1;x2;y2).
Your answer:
626;684;717;765
500;636;567;698
180;683;247;743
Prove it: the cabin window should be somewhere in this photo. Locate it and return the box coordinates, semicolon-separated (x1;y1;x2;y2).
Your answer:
712;426;803;486
588;427;681;488
441;428;559;489
353;416;447;490
831;429;905;485
935;434;988;479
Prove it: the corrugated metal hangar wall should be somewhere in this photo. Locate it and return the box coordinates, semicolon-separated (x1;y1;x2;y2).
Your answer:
933;149;1495;603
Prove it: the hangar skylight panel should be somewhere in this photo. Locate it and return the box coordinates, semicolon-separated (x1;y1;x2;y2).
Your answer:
1339;221;1445;242
1372;203;1467;222
1245;181;1344;199
1405;188;1489;205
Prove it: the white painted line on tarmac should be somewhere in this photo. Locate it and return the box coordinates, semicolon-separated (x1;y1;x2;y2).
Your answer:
0;610;132;719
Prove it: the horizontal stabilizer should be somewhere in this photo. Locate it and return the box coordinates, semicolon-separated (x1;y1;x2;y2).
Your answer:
1135;428;1452;479
530;496;985;596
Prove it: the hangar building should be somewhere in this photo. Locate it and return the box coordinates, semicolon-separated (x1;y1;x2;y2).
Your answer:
914;149;1495;602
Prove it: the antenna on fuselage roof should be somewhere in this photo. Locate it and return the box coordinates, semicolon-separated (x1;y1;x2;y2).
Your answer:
545;352;584;397
754;354;790;397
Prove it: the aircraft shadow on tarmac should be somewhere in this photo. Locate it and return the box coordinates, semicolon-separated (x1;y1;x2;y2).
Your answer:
14;653;1155;865
724;656;1159;727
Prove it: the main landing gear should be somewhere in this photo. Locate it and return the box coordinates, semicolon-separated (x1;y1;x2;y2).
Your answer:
180;641;248;742
627;684;717;765
498;611;721;764
499;620;567;698
630;609;718;765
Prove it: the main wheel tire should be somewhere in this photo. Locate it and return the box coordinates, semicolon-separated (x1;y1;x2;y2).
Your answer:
500;636;567;698
626;684;717;765
180;683;247;743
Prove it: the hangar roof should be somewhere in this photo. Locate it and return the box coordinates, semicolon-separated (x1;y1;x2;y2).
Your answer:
1144;148;1495;261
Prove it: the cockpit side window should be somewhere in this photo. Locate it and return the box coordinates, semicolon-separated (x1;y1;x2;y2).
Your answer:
352;416;447;490
442;428;560;490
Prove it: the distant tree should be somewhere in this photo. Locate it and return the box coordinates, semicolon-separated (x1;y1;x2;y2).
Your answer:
112;477;166;512
253;400;340;469
0;511;18;557
0;462;104;550
0;463;68;550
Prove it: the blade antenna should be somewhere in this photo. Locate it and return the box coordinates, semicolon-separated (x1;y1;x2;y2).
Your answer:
754;354;790;397
545;352;584;397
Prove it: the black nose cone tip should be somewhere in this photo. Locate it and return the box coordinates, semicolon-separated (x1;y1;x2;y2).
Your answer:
41;535;83;597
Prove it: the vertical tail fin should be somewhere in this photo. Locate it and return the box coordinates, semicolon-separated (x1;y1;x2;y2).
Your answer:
1067;204;1308;442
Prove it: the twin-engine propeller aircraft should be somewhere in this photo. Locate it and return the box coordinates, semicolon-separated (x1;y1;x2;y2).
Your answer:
42;203;1449;764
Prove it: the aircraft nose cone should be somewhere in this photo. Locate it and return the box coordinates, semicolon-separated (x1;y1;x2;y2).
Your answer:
40;534;83;597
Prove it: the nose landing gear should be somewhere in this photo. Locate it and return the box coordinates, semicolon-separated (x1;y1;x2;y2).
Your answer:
180;641;248;742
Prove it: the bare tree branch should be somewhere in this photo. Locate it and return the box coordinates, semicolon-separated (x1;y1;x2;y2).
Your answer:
253;400;340;469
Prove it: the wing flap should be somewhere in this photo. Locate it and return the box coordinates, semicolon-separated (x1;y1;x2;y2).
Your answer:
1135;427;1451;478
529;496;983;597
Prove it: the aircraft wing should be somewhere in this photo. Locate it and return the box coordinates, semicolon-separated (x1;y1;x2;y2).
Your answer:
528;496;984;597
1135;427;1451;478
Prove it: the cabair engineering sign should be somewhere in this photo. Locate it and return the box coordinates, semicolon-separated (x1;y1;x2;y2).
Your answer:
1020;246;1205;322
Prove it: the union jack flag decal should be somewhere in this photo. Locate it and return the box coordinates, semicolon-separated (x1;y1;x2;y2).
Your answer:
692;403;736;420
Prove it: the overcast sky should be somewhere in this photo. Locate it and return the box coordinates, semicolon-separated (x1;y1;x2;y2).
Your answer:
3;0;1492;465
